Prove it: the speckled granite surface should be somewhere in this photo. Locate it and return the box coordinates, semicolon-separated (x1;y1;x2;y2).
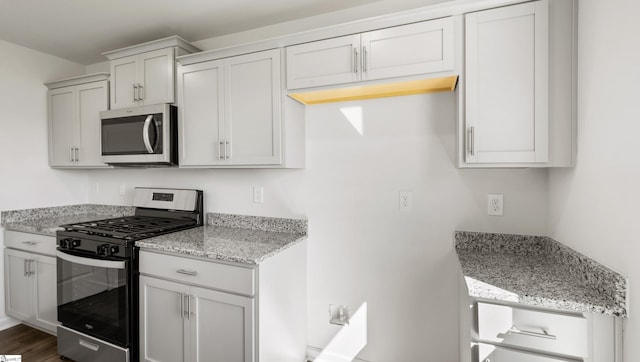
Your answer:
137;213;307;264
456;231;628;317
1;204;135;236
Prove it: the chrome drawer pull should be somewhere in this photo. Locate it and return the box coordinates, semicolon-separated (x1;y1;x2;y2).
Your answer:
499;326;557;340
177;269;198;276
79;339;100;351
22;241;38;246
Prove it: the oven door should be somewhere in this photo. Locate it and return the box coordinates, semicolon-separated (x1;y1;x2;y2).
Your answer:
56;249;130;347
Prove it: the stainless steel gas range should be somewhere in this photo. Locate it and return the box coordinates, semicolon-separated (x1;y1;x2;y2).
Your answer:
55;187;203;362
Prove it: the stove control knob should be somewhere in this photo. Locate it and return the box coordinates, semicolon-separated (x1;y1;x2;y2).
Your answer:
97;244;109;256
109;246;120;255
59;238;70;248
71;239;81;248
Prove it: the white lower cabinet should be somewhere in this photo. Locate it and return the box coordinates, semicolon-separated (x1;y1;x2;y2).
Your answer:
4;245;57;334
476;343;577;362
139;275;254;362
139;241;307;362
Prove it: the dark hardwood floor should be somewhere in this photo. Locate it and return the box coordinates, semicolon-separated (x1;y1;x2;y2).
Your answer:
0;324;60;361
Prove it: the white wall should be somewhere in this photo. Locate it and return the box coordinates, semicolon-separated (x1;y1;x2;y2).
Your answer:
0;40;88;328
548;0;640;360
87;92;548;361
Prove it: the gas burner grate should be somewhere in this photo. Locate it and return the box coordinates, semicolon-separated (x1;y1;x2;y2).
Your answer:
63;216;196;240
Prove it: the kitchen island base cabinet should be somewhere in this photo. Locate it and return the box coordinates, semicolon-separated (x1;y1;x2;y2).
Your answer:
4;235;57;334
139;239;307;362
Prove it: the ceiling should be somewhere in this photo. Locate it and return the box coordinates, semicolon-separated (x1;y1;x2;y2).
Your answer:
0;0;449;65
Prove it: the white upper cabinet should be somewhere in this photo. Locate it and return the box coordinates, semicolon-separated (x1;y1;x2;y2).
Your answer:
46;73;110;168
104;36;200;110
460;0;577;167
110;48;175;109
178;49;304;168
286;17;454;89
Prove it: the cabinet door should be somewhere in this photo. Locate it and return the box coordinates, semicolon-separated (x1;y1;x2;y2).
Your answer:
140;48;176;105
361;18;454;81
225;50;282;165
33;254;57;333
465;0;549;163
140;276;190;362
76;81;109;167
4;249;33;321
178;61;225;166
190;286;254;362
110;55;138;109
286;34;361;89
48;87;77;166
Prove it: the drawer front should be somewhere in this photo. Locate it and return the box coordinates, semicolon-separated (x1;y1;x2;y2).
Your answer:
477;302;587;358
4;230;57;256
475;343;580;362
139;250;255;296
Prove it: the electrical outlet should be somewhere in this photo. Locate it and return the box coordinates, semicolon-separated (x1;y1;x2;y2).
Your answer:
399;191;413;211
329;304;350;326
487;194;503;216
253;186;264;203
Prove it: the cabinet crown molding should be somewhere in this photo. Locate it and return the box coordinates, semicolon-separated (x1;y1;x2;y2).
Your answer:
102;35;200;60
44;72;109;89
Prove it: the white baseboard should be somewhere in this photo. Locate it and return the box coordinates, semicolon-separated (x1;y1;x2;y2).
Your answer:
0;315;21;331
307;346;370;362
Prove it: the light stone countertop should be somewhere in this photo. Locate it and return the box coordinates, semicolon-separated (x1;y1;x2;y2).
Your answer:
136;225;306;265
1;205;308;266
1;204;135;236
456;231;628;317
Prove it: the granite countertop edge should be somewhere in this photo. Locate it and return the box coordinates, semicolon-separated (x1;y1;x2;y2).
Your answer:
455;231;629;318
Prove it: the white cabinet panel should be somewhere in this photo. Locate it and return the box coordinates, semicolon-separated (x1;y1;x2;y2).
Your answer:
361;18;453;80
286;35;360;89
178;61;225;166
178;49;296;168
111;56;138;109
140;276;189;362
47;77;109;168
464;0;549;164
48;88;77;166
225;50;281;165
285;18;454;89
140;48;175;105
110;48;176;109
191;286;254;362
4;249;32;321
477;343;578;362
4;246;57;333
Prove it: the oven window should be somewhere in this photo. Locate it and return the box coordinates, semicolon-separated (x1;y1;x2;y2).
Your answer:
57;253;130;347
102;114;162;155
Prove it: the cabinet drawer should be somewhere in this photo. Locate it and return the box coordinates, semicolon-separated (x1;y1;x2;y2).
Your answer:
4;230;57;256
139;251;255;296
477;302;587;358
475;343;580;362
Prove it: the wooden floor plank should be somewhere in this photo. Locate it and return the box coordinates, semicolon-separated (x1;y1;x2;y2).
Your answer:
0;324;60;361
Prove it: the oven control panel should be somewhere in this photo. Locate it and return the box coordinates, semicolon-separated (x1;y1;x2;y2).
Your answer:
58;237;128;258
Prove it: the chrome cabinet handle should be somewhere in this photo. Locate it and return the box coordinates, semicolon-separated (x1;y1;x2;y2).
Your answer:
138;83;144;100
187;294;194;320
28;260;34;276
142;115;154;153
353;48;358;73
218;140;224;160
177;269;198;276
469;126;475;156
24;259;29;276
133;84;138;102
181;293;186;319
70;147;74;162
22;241;38;246
499;326;557;340
362;46;367;72
74;147;79;162
225;140;230;160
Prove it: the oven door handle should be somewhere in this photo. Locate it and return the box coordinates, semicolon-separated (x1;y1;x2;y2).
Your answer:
56;250;126;270
142;114;155;153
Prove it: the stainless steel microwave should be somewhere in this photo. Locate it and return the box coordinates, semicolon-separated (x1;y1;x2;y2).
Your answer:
100;104;177;166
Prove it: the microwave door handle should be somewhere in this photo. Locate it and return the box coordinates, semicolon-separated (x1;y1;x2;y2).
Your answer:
142;114;154;153
152;118;161;151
